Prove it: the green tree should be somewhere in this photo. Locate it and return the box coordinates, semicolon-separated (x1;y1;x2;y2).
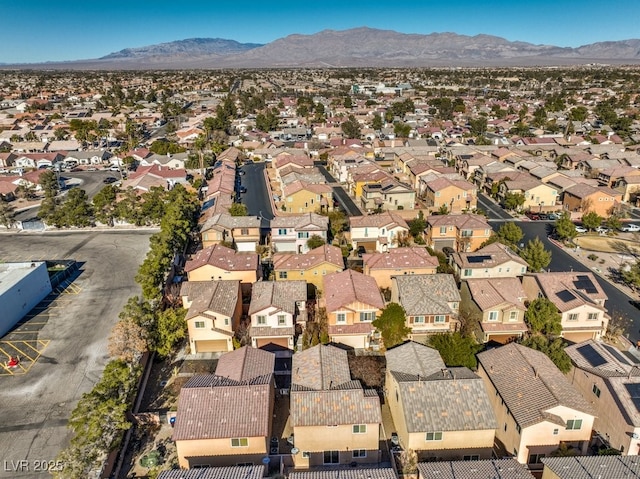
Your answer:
371;113;383;131
469;116;488;136
56;188;94;227
409;210;426;240
39;169;60;198
496;222;524;247
520;237;552;271
502;192;526;211
306;234;325;250
569;106;588;122
372;302;411;349
328;209;348;239
228;202;248;216
520;335;572;373
581;211;602;231
525;297;562;335
92;185;118;226
621;260;640;290
149;139;185;155
555;212;577;240
341;115;361;139
394;122;411;138
154;308;187;357
0;199;16;228
428;332;482;369
255;110;279;132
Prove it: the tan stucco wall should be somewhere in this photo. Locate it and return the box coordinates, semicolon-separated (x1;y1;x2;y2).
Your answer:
187;265;258;283
275;262;342;293
176;436;268;468
365;266;437;289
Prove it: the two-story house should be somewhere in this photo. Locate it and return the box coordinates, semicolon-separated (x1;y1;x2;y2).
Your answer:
199;213;262;252
273;244;344;295
521;272;609;343
291;344;382;469
541;456;640;479
425;214;492;252
248;280;307;350
462;277;528;343
423;177;478;214
362;247;439;289
323;269;385;349
173;346;275;468
418;459;534;479
477;343;596;467
386;341;497;461
562;183;622;218
185;244;261;286
270;213;329;253
281;180;333;214
452;242;528;280
498;178;559;212
360;179;416;212
391;274;461;340
180;280;242;353
350;212;409;254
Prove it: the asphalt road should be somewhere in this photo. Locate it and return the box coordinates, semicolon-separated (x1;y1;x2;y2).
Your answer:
499;220;640;341
240;162;274;224
477;193;513;220
315;165;363;216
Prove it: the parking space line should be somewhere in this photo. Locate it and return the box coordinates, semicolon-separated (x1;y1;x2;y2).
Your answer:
0;340;50;376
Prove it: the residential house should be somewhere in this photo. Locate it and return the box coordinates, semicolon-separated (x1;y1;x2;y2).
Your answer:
391;274;460;339
541;456;640;479
349;168;392;198
273;244;344;294
423;177;478;214
290;344;382;468
199;213;261;252
521;272;609;343
248;280;307;349
122;164;188;192
386;342;497;461
185;244;261;285
425;214;492;252
565;340;640;456
562;183;622;218
180;280;242;353
282;180;333;214
477;343;596;467
614;175;640;204
360;179;415;212
349;212;409;253
452;242;528;280
323;269;385;349
462;278;528;343
270;213;329;253
158;465;266;479
597;165;640;188
173;347;275;467
362;247;439;289
417;459;535;479
290;469;396;479
498;178;559;212
64;150;112;165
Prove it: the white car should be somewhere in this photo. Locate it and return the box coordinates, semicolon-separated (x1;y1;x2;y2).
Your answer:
575;225;587;233
596;226;610;234
621;224;640;232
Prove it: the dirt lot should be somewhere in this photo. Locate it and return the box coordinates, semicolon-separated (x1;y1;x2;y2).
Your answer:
574;235;640;254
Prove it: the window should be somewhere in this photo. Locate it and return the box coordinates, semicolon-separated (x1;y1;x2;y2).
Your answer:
425;431;443;441
568;313;579;321
463;269;472;277
413;316;425;324
435;191;441;197
463;455;479;461
287;197;293;203
461;229;473;237
278;228;287;235
240;228;249;235
257;315;266;325
302;451;310;458
528;453;545;464
231;438;248;447
323;451;339;464
336;313;346;324
224;318;229;326
516;424;521;434
488;311;499;321
439;226;447;235
566;419;583;430
588;312;599;320
434;315;446;324
353;424;367;434
194;321;205;329
553;428;559;435
593;384;601;398
509;311;518;321
352;449;367;458
277;315;286;326
360;312;375;322
279;271;288;279
298;232;309;239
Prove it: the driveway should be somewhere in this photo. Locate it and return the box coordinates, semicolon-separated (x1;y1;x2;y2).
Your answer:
0;230;153;479
240;162;274;224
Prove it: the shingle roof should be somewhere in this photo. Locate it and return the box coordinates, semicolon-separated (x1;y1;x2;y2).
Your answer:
180;280;240;320
417;459;534;479
393;274;460;316
292;344;351;390
185;244;259;273
288;468;397;479
158;465;266;479
323;269;385;313
477;343;595;428
272;244;344;271
215;346;275;382
248;280;307;315
541;455;640;479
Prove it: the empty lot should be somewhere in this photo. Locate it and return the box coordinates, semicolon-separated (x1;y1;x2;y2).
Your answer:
0;229;154;479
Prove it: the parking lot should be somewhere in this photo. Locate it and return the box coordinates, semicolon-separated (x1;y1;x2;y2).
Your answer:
0;229;153;478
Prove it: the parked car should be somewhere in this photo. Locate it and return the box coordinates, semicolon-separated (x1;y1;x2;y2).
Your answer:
103;177;117;184
238;185;247;194
620;224;640;232
575;225;587;233
547;213;559;220
596;226;610;234
238;169;245;175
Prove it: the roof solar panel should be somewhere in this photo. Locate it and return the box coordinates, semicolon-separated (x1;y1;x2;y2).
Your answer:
624;384;640;413
603;344;632;366
557;289;577;303
575;275;598;294
467;255;492;264
577;344;607;367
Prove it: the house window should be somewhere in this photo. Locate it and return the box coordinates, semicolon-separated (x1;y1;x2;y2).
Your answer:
413;316;425;324
528;453;545;464
568;313;579;321
566;419;583;430
516;424;521;434
434;315;446;324
224;318;229;326
279;271;288;279
553;428;559;435
194;321;205;329
425;431;443;441
287;197;293;203
336;313;346;324
323;451;339;464
509;311;518;321
277;315;286;326
463;455;479;461
435;191;441;197
461;229;473;237
298;232;309;239
593;384;601;398
439;226;447;235
302;451;310;458
257;315;266;325
588;312;599;320
231;438;248;447
488;311;499;321
353;424;367;434
463;269;472;277
360;312;375;322
353;449;367;458
240;228;249;235
278;228;287;235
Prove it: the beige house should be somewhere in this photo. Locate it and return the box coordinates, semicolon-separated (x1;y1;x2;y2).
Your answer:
362;247;439;289
248;280;307;350
360;179;416;212
562;183;622;218
425;214;492;252
521;272;609;343
173;346;275;468
323;269;385;349
199;213;262;252
272;244;344;294
452;242;528;280
565;340;640;456
185;244;261;285
385;342;497;461
498;178;559;211
290;344;382;469
423;177;478;214
391;274;460;339
462;278;528;344
541;455;640;479
477;343;596;467
180;280;242;353
349;212;410;253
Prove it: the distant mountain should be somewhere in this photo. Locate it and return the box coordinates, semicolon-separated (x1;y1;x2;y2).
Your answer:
4;28;640;70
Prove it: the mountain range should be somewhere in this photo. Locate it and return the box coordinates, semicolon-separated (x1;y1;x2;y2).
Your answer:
6;27;640;69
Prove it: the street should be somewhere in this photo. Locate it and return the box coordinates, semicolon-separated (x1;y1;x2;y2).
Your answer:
239;162;274;225
477;193;513;220
316;165;362;216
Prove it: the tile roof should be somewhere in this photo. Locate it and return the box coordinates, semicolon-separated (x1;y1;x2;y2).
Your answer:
466;278;527;311
541;455;640;479
565;339;640;379
528;272;607;313
185;244;259;273
323;269;385;313
215;346;275;382
362;247;439;270
393;274;460;316
158;465;266;479
200;212;261;230
272;244;344;271
477;343;595;428
452;242;528;270
180;280;240;320
291;388;382;428
288;468;397;479
349;211;409;229
248;280;307;315
417;459;534;479
427;177;476;192
386;341;445;378
270;212;328;230
292;344;351;390
427;213;490;230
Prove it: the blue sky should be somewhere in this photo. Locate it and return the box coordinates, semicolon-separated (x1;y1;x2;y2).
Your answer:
3;0;639;63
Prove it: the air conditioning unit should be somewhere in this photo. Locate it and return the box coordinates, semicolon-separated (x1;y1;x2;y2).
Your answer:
633;433;639;440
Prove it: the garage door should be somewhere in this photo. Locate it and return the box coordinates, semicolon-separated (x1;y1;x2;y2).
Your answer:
356;241;377;253
433;238;456;252
331;334;366;349
486;333;519;344
236;242;255;252
256;337;290;349
195;339;229;353
563;331;596;344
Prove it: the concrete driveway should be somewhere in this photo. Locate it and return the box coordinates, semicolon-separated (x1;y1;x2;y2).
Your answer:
0;230;153;478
